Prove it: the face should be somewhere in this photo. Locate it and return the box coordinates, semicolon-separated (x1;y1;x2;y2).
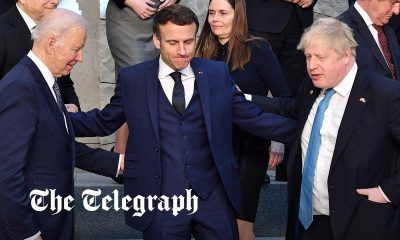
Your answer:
50;27;86;77
208;0;234;44
19;0;59;22
304;38;351;89
365;0;400;26
153;22;196;71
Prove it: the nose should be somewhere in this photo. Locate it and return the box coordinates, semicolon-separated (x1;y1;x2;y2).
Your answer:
210;13;220;22
76;49;84;62
307;57;318;71
393;3;400;15
177;42;186;56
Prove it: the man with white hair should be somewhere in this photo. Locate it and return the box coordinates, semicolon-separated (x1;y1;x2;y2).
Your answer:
339;0;400;80
0;9;123;240
0;0;81;112
285;18;400;240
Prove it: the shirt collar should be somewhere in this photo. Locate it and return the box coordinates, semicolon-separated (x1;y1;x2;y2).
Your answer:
27;51;55;89
333;62;358;97
354;1;374;27
16;4;37;32
158;56;194;79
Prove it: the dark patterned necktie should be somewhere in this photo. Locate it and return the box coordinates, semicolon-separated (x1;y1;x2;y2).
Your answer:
170;71;185;115
373;24;396;79
52;79;65;117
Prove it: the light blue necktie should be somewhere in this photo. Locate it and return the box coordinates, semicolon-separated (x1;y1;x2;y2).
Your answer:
299;88;335;229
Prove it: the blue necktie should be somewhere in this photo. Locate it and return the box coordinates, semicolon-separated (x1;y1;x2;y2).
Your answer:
299;88;335;229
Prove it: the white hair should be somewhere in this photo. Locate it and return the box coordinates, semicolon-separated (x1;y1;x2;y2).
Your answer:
32;8;87;42
297;17;358;57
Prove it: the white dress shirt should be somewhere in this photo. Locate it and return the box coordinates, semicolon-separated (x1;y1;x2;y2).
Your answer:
158;57;195;107
16;4;37;33
301;63;357;215
354;1;388;63
27;51;69;133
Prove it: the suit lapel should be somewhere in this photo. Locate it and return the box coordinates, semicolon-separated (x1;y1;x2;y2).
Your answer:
146;59;160;142
350;7;390;75
21;57;69;136
191;59;212;142
330;71;370;170
10;6;33;53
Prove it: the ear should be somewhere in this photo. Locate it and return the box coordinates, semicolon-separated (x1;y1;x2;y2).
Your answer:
153;34;161;50
45;35;57;55
343;48;352;65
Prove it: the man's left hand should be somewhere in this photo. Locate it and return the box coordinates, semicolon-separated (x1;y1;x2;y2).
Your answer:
159;0;176;10
298;0;313;8
65;104;79;113
356;187;388;203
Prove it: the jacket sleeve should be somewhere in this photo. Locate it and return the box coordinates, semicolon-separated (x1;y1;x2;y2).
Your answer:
70;70;126;137
0;80;40;239
75;142;120;178
380;82;400;207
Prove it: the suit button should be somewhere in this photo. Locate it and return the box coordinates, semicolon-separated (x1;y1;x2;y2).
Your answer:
182;135;188;140
185;150;190;154
329;185;335;189
331;210;335;214
155;174;160;179
154;147;159;152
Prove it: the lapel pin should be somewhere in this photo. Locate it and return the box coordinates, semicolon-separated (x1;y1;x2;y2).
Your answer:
359;97;366;103
199;71;203;74
309;90;314;95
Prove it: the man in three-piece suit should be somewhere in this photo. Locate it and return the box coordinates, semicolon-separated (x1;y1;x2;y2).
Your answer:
0;0;81;112
284;18;400;240
70;5;296;240
338;0;400;80
0;9;123;240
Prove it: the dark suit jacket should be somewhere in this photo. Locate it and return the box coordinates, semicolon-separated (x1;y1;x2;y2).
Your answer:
246;0;316;34
0;6;81;108
70;57;297;231
285;70;400;240
0;56;120;240
339;6;400;79
0;0;13;16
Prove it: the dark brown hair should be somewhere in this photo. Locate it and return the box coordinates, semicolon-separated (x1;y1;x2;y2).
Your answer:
152;4;199;39
196;0;263;71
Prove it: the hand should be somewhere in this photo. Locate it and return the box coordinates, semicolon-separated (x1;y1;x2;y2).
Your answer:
297;0;313;8
125;0;157;19
268;151;284;168
357;187;388;203
65;104;79;113
268;141;285;168
159;0;176;10
120;153;125;172
35;236;43;240
283;0;301;4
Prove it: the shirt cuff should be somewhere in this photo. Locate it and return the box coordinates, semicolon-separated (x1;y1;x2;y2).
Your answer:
378;186;391;202
269;141;285;153
25;231;41;240
244;94;252;101
116;154;123;177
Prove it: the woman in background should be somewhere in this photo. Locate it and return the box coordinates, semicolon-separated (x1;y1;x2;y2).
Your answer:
196;0;290;239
